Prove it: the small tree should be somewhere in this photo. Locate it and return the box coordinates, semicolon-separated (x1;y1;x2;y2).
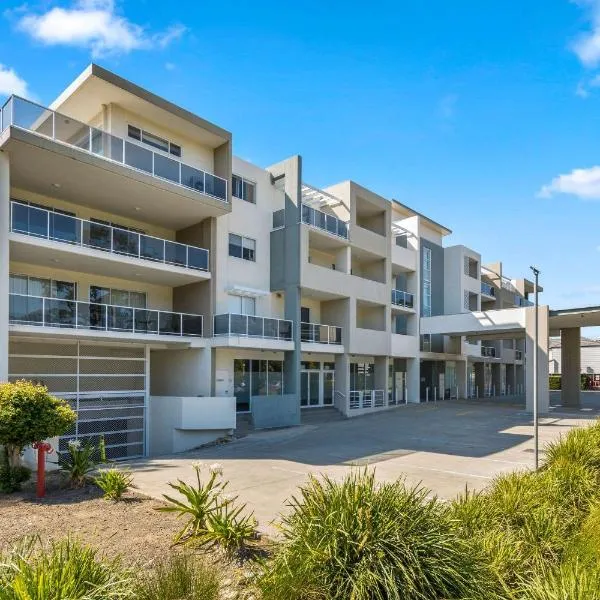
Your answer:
0;380;76;492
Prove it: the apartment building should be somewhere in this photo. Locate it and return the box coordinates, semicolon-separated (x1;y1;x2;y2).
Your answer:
0;64;536;461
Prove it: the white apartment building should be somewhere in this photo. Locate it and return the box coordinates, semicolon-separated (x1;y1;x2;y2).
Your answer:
0;64;539;461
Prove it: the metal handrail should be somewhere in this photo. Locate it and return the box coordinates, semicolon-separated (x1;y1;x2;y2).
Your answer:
301;203;349;239
1;95;228;203
8;293;203;337
349;389;386;410
9;200;209;271
391;289;414;308
213;313;293;340
300;322;342;344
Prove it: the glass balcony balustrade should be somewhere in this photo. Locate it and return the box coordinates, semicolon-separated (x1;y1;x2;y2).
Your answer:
213;313;293;341
1;96;228;202
300;322;342;344
301;204;349;239
9;294;203;337
10;201;209;271
391;289;414;308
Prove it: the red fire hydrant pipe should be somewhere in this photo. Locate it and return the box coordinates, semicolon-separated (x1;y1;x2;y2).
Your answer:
32;442;53;499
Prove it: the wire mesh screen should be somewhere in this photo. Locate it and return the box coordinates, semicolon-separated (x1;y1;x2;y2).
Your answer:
9;340;146;460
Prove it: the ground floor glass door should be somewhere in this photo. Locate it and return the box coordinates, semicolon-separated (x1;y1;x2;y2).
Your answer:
323;371;334;405
301;370;320;406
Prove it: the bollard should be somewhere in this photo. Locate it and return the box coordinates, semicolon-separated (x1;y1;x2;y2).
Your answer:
426;387;429;402
476;385;479;398
404;386;408;405
32;441;53;499
434;387;437;403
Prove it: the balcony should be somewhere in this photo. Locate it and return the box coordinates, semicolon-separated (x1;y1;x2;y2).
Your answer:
300;322;342;345
481;346;497;358
1;96;228;202
301;204;349;239
9;293;203;337
10;202;209;284
213;314;293;341
481;282;496;298
515;296;533;307
391;289;414;309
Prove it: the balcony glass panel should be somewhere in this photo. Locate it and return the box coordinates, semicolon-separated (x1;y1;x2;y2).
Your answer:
214;314;230;335
107;306;134;331
45;298;77;327
230;314;247;335
124;141;153;174
81;221;111;251
140;235;164;261
205;172;227;200
159;312;182;335
278;320;292;341
300;322;312;342
248;316;264;337
12;99;53;135
154;153;180;183
188;246;208;271
50;213;79;244
181;164;204;193
134;309;159;334
182;314;203;336
9;294;43;325
11;203;47;237
331;326;342;344
263;318;278;338
54;115;90;150
112;228;139;257
77;303;106;329
90;129;124;163
391;289;414;308
164;241;187;267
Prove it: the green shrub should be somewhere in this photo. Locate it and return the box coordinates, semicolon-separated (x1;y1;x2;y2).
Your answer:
134;553;220;600
60;440;97;487
543;421;600;474
260;470;494;600
94;468;133;501
0;464;31;494
0;380;75;492
0;537;133;600
517;561;600;600
549;375;561;390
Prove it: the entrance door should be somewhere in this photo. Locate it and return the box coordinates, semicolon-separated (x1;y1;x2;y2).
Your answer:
323;371;335;405
301;371;320;406
394;371;406;404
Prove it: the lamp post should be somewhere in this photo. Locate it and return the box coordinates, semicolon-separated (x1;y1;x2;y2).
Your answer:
530;266;540;470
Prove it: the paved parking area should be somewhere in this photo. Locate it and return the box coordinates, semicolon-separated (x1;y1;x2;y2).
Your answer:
127;400;595;534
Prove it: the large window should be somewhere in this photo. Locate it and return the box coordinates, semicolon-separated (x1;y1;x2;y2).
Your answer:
232;175;256;204
422;246;432;317
350;363;375;392
89;286;146;308
233;359;283;412
10;274;76;299
228;233;256;261
128;125;182;157
228;294;256;316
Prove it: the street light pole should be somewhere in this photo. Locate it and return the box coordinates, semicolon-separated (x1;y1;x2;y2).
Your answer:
530;266;540;470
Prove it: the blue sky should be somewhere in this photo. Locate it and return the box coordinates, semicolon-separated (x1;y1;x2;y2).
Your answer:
1;1;600;314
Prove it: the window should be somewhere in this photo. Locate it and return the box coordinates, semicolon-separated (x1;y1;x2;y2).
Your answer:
232;174;256;204
421;334;432;352
128;124;182;158
228;233;256;261
228;294;256;316
234;358;284;412
9;274;76;299
90;286;147;308
350;363;375;392
422;247;432;317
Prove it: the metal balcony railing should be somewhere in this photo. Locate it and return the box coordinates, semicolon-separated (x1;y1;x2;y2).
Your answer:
349;390;386;410
9;293;203;336
301;204;349;239
300;322;342;344
1;96;228;203
481;346;497;358
481;282;495;297
10;201;209;271
391;289;414;308
213;313;293;340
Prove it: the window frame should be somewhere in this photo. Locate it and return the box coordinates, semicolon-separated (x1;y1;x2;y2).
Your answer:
89;285;147;309
228;233;256;262
127;124;183;158
9;273;77;300
232;174;256;204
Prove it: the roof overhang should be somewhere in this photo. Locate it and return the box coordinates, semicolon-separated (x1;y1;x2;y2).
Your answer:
549;306;600;331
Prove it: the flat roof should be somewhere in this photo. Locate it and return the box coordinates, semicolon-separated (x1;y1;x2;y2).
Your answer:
391;198;452;236
549;306;600;330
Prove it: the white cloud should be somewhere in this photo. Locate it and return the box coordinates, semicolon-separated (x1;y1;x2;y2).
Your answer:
572;0;600;67
0;64;30;97
16;0;186;58
538;166;600;200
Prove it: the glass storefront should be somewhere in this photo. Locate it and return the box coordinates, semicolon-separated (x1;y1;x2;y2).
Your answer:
233;359;283;413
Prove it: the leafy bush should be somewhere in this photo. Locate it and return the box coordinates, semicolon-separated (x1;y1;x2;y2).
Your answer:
0;380;75;492
134;553;220;600
0;537;133;600
517;561;600;600
0;464;31;494
549;375;561;390
543;421;600;475
60;440;97;487
260;469;494;600
94;468;133;501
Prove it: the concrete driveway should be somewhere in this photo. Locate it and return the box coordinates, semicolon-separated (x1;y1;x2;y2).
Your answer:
126;401;595;534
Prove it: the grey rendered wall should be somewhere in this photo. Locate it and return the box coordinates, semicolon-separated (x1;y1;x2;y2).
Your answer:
422;240;445;353
251;394;300;429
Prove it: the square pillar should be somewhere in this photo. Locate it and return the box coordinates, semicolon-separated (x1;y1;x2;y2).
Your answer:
335;353;350;415
491;363;502;397
456;360;467;399
0;152;9;381
474;363;485;398
525;305;549;413
374;355;389;396
561;327;581;407
406;357;420;403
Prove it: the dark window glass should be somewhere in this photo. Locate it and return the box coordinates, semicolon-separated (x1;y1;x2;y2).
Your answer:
127;125;141;141
228;234;242;258
141;131;169;153
170;143;182;157
242;237;255;261
90;286;110;305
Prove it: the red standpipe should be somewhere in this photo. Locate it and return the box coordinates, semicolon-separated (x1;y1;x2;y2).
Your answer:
32;442;53;498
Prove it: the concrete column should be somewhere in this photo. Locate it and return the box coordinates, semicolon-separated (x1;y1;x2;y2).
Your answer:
335;246;351;274
374;355;389;397
561;327;581;407
491;363;502;397
0;152;8;381
525;305;549;413
474;363;485;398
456;360;467;399
334;353;350;415
406;357;420;403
